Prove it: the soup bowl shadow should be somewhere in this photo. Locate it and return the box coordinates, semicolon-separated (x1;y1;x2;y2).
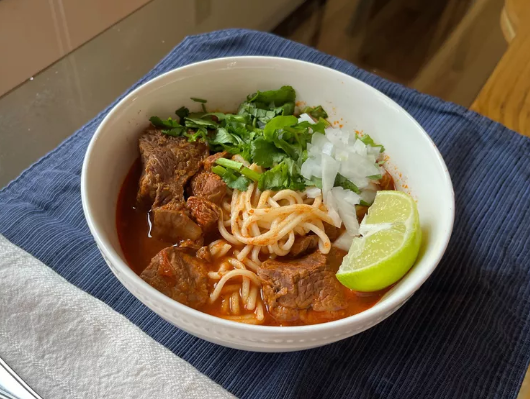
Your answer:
81;56;455;352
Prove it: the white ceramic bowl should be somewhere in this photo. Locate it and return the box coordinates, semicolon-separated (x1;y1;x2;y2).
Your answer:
81;56;454;352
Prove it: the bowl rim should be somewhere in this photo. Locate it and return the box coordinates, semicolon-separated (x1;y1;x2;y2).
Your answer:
81;55;455;335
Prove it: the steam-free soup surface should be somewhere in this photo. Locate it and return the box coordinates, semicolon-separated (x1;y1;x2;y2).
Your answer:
117;159;389;326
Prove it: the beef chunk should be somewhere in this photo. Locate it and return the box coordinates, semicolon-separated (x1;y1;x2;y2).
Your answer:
136;128;209;243
323;222;341;242
324;247;347;273
189;171;227;205
186;196;220;232
140;247;208;309
258;251;347;322
137;128;209;208
203;151;229;171
289;235;319;257
151;202;202;242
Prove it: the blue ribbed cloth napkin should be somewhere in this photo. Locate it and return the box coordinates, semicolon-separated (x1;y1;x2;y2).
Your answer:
1;29;530;399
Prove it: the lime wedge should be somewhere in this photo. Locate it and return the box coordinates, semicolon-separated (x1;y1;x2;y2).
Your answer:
336;190;421;292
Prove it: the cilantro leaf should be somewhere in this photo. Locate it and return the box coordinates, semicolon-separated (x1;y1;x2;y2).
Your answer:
262;116;313;161
251;138;286;168
175;106;190;121
357;132;385;153
258;159;306;191
247;86;295;106
149;116;185;136
258;163;290;191
334;174;361;194
307;177;322;189
302;105;328;119
211;128;240;146
184;129;208;142
239;87;295;127
211;165;250;191
237;102;281;126
150;116;181;129
263;115;298;137
184;117;218;129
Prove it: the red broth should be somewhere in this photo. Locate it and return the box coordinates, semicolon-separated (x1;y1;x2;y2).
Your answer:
116;159;390;326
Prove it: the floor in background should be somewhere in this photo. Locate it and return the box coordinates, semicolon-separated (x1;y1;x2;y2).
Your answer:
0;0;507;188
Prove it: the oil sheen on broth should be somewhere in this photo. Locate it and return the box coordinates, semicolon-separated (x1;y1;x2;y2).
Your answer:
116;159;389;326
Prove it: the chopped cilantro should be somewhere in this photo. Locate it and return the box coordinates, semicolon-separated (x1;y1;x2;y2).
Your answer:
175;106;190;121
334;174;361;194
250;138;286;168
149;116;185;136
149;86;336;192
302;105;328;119
211;165;250;191
357;132;385;153
247;86;295;106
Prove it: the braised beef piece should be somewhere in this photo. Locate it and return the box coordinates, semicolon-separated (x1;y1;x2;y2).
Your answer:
203;151;229;171
258;251;347;322
151;202;202;243
140;247;208;309
323;223;341;242
189;171;227;205
324;247;346;273
137;128;208;207
289;235;319;257
186;196;220;232
136;128;209;242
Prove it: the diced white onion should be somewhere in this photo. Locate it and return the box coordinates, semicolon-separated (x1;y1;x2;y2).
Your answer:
321;153;339;202
326;128;349;147
298;113;316;124
352;139;368;156
301;157;322;179
301;125;385;230
324;191;342;227
305;187;322;198
332;187;360;235
360;190;377;205
333;231;355;251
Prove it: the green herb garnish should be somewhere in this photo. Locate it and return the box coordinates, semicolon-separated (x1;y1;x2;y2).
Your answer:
150;86;333;192
302;105;328;119
211;165;250;191
334;173;361;194
357;132;385;153
175;106;190;121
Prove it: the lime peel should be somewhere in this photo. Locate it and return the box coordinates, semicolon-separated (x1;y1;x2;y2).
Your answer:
336;190;421;292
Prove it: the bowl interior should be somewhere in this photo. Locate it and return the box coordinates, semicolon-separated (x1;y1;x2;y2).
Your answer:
83;57;454;329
